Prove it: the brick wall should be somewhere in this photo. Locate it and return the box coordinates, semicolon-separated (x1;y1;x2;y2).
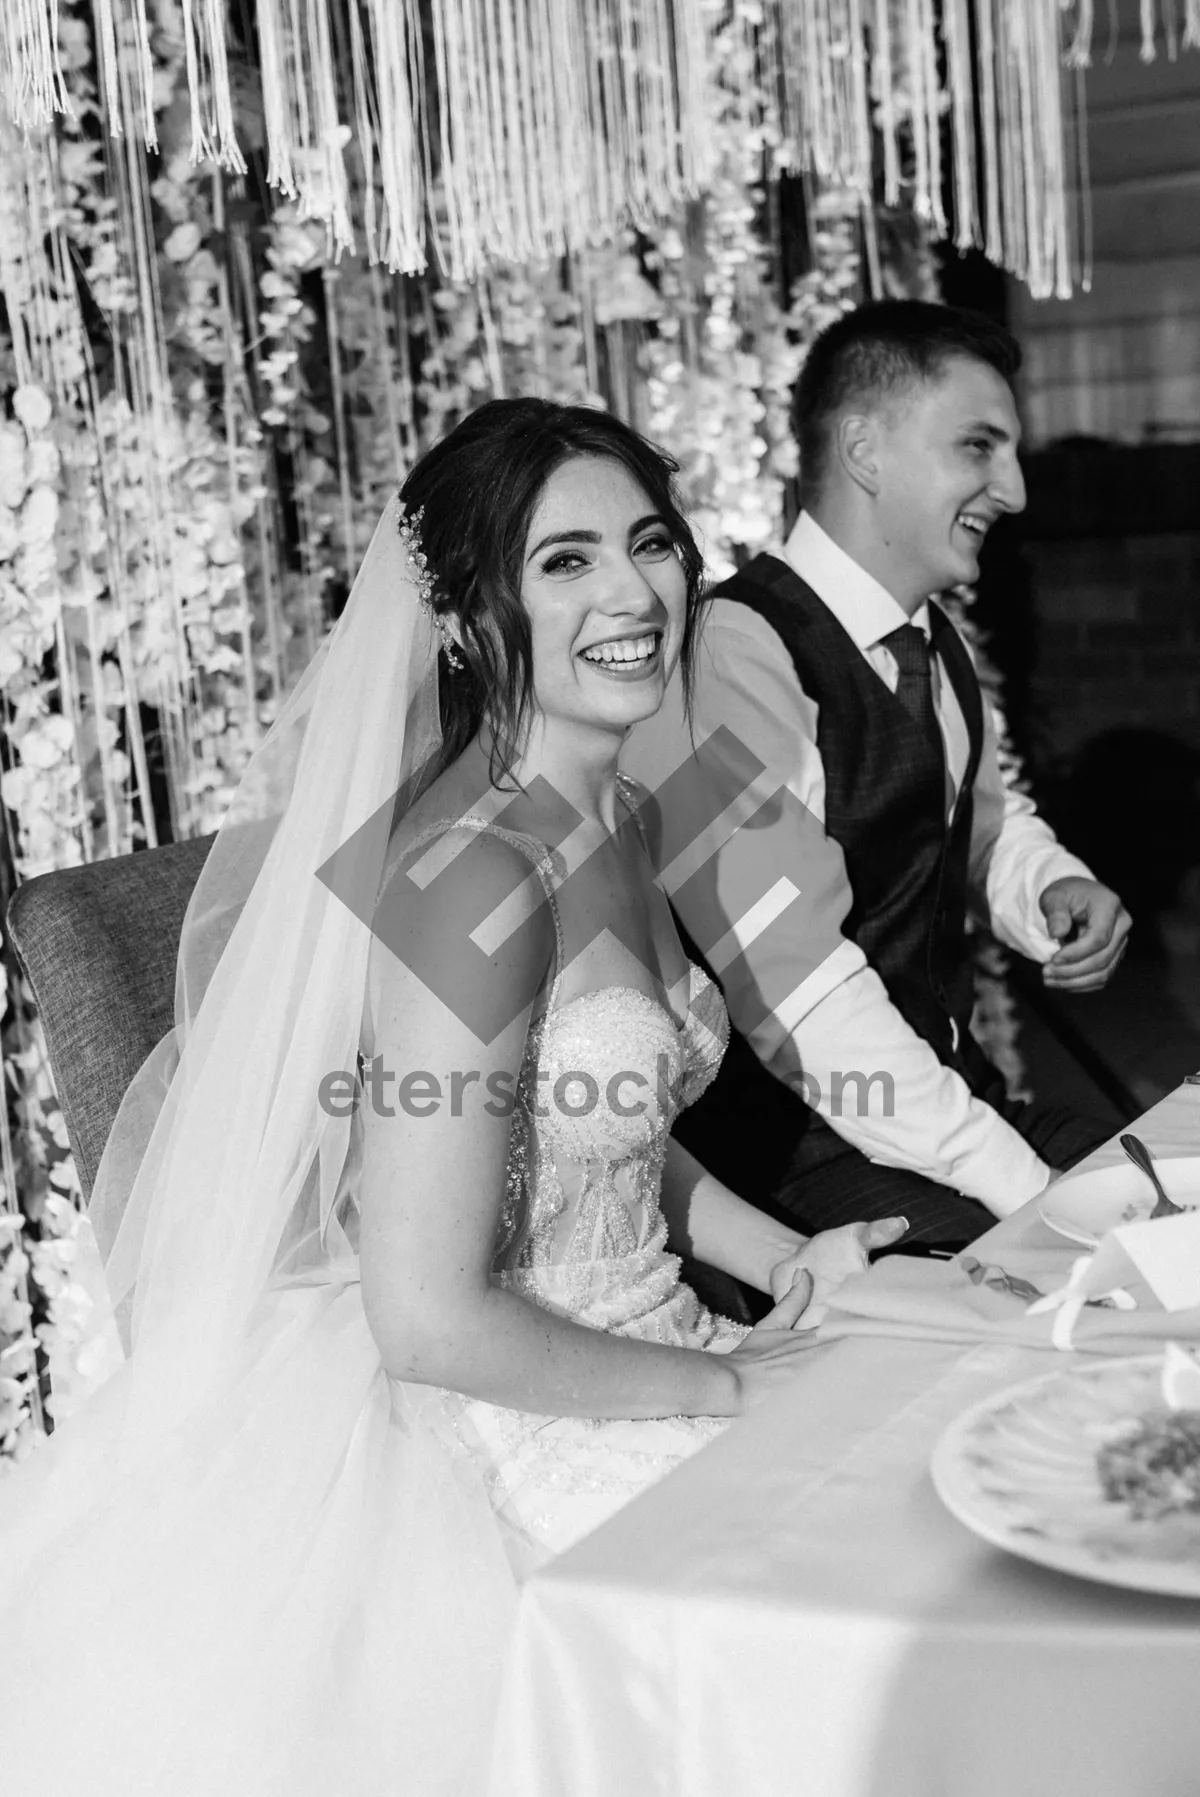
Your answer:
1026;530;1200;758
982;443;1200;917
1016;444;1200;766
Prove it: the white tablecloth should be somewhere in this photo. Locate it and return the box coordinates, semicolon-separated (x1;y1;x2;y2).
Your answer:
487;1082;1200;1797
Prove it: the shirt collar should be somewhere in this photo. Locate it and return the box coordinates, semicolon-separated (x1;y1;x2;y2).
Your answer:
781;512;930;645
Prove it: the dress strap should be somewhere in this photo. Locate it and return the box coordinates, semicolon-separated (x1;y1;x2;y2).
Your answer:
378;815;565;1016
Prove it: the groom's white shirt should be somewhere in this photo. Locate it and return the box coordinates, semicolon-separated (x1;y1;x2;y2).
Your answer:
622;512;1095;1218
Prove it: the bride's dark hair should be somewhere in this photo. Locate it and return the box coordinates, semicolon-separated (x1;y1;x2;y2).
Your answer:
399;397;705;787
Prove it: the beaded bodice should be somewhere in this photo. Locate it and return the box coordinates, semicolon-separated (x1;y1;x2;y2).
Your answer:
395;798;730;1339
495;965;728;1326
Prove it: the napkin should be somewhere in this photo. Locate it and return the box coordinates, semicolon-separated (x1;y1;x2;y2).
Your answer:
818;1246;1200;1357
1025;1209;1200;1348
1072;1208;1200;1311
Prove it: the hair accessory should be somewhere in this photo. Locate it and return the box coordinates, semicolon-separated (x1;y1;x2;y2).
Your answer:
396;499;464;671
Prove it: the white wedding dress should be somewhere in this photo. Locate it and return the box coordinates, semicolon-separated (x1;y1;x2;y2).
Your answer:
414;818;747;1570
0;817;747;1796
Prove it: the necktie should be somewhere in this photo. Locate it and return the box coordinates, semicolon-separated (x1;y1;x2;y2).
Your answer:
881;622;942;756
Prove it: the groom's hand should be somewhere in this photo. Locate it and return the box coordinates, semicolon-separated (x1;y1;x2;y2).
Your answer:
1039;877;1131;992
768;1217;908;1329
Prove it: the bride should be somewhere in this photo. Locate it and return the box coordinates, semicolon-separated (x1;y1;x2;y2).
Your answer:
0;398;903;1794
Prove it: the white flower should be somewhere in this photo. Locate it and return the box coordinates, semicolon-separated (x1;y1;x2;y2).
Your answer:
57;14;91;67
20;486;58;545
592;255;663;326
0;1292;32;1336
164;222;202;263
14;715;74;769
271;219;324;270
186;248;220;288
1;1237;30;1279
14;543;56;597
26;439;60;485
0;766;31;810
0;424;27;508
13;386;52;434
56;342;89;387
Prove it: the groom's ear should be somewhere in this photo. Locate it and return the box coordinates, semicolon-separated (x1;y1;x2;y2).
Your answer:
835;413;881;497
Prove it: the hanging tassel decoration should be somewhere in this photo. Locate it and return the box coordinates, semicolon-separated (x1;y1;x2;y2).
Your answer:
257;0;354;258
843;0;875;200
181;0;248;170
1187;0;1200;51
429;0;710;281
776;0;874;198
0;0;69;131
57;0;1192;301
1063;0;1095;68
349;0;427;275
912;0;947;234
91;0;158;150
869;0;902;207
943;0;978;250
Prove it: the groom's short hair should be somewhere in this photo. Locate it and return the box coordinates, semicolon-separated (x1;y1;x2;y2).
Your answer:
793;300;1021;502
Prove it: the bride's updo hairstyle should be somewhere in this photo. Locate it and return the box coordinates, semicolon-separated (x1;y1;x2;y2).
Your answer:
399;397;705;785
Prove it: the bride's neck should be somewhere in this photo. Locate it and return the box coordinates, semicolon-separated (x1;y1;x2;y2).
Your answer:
484;716;626;833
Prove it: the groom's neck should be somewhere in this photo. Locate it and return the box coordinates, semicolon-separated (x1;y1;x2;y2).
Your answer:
806;492;925;618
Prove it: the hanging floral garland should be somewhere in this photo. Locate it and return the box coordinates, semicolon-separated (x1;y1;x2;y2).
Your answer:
0;3;1047;1460
633;9;797;574
0;3;270;1447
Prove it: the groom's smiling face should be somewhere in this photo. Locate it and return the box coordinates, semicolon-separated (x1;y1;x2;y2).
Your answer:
870;354;1026;603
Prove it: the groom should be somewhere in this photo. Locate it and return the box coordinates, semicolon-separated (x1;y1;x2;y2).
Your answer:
624;300;1131;1247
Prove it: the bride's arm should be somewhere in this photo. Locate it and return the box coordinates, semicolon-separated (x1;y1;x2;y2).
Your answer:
658;1139;805;1293
659;1138;909;1304
358;830;776;1421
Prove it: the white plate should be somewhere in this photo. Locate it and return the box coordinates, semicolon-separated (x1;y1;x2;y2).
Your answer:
1039;1155;1200;1247
931;1354;1200;1597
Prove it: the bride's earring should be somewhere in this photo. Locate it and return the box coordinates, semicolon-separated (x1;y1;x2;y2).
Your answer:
439;634;465;673
397;500;465;673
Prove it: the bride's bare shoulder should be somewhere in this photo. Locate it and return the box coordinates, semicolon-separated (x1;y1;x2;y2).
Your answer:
371;765;555;996
383;759;533;878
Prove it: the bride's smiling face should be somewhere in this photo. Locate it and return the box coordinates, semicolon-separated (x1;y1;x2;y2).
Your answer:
519;454;689;739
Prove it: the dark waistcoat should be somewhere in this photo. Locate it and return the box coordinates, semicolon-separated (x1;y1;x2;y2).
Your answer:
671;553;992;1196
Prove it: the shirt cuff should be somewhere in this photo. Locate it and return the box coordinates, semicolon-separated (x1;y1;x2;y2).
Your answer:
988;847;1097;964
943;1112;1055;1217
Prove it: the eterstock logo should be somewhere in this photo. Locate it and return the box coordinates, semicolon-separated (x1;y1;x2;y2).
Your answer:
315;726;845;1045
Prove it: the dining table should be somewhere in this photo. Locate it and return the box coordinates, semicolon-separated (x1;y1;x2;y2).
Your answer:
485;1078;1200;1797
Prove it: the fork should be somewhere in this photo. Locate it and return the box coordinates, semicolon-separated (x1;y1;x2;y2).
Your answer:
1119;1133;1185;1219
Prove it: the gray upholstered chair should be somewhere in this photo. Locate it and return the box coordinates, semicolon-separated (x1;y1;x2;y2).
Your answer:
5;836;216;1202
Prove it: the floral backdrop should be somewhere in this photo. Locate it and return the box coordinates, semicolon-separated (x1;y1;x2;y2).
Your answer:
0;0;1045;1461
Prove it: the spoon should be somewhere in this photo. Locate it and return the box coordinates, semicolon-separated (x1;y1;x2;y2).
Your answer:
1120;1133;1184;1219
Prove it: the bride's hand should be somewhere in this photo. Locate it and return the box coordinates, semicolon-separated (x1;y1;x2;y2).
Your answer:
725;1271;824;1412
768;1217;909;1328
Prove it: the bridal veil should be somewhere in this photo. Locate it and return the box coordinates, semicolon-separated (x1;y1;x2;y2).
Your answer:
0;497;519;1795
